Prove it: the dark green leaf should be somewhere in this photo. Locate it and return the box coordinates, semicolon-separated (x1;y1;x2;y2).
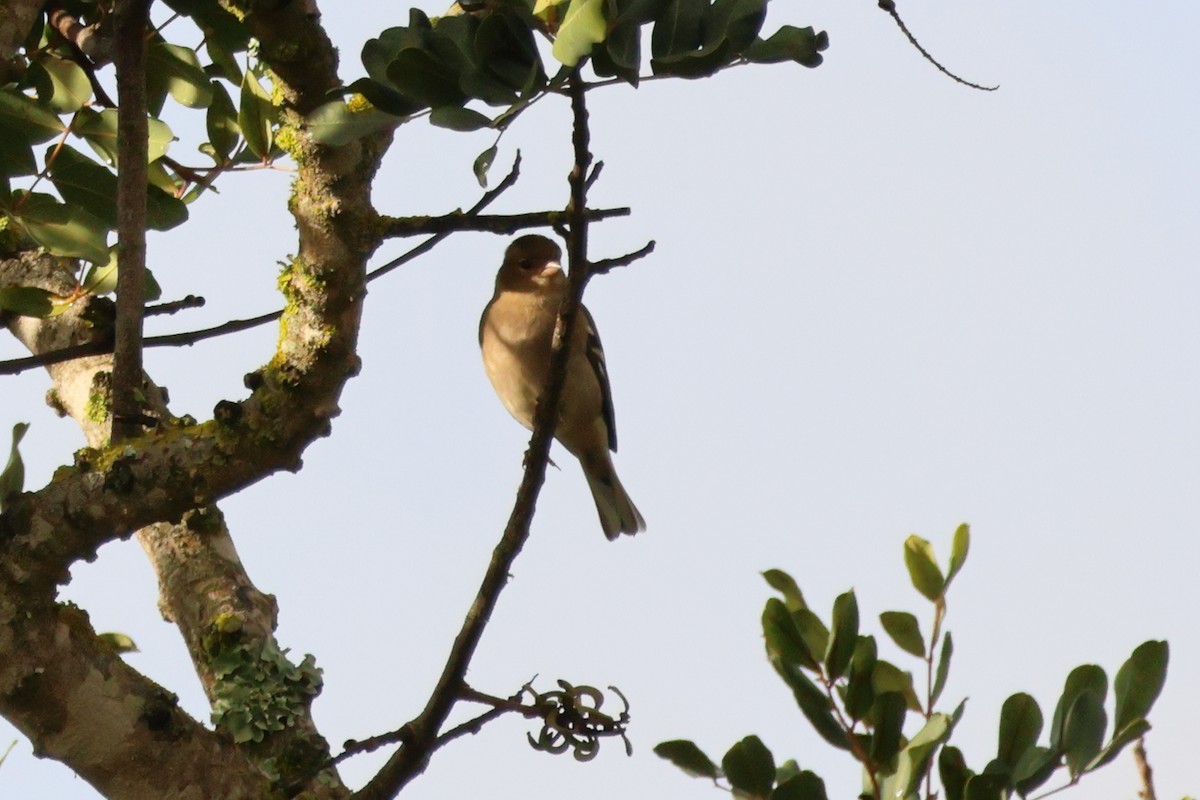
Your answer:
939;746;972;800
869;692;906;764
946;523;970;585
0;422;30;509
552;0;607;67
793;608;829;660
771;770;829;800
707;0;767;53
824;590;858;680
744;25;828;68
997;693;1042;769
0;87;66;144
903;535;945;601
872;659;922;711
475;12;544;95
473;145;498;188
773;659;849;750
205;81;239;162
763;598;818;671
762;569;807;611
931;631;953;706
962;773;1008;800
32;55;92;113
238;69;275;160
1049;665;1106;753
1061;690;1106;778
653;739;720;779
345;77;425;118
1085;718;1149;772
387;47;468;109
430;105;493;132
1113;640;1168;733
47;144;187;232
879;611;926;658
844;636;877;721
0;127;36;178
775;759;800;784
651;0;706;59
722;735;775;799
9;191;110;263
1012;746;1060;796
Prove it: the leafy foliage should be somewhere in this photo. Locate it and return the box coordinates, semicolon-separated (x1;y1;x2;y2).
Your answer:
656;525;1170;800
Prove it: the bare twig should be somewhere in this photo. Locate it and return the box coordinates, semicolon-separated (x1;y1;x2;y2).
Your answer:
350;68;599;800
145;295;206;317
110;0;151;442
377;206;628;240
1134;738;1157;800
877;0;998;91
591;241;655;275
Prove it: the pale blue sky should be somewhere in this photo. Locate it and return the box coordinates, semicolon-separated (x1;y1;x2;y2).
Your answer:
3;2;1197;799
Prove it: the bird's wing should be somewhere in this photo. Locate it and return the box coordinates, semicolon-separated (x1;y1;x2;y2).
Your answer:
581;305;618;452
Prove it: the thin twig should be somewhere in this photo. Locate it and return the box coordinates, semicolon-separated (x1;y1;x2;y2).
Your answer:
591;241;655;275
1134;738;1157;800
110;0;151;442
145;295;206;317
877;0;998;91
377;206;628;240
350;68;598;800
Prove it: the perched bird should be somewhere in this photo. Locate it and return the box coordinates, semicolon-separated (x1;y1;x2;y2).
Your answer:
479;234;645;540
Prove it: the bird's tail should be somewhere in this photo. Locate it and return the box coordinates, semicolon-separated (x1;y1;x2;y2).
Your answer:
583;463;645;541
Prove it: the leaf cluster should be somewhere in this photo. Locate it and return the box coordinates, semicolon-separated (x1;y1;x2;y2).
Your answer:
656;525;1170;800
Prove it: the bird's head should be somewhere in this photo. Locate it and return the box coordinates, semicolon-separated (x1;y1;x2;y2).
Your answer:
496;234;565;292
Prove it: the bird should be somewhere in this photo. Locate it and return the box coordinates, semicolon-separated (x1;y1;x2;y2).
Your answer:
479;234;645;540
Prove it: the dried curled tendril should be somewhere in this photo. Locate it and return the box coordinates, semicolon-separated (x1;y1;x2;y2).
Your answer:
524;680;631;762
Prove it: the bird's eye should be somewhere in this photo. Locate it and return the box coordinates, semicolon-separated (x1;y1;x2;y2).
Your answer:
519;258;535;270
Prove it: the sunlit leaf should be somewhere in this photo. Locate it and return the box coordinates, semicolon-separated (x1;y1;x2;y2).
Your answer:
0;422;30;509
74;108;176;165
99;632;140;653
33;55;93;113
238;68;276;160
946;523;970;585
552;0;607;67
0;286;54;318
148;41;215;109
904;535;944;601
0;87;67;144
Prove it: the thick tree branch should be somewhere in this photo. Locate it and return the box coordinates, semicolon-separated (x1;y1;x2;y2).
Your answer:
352;67;599;800
111;0;151;442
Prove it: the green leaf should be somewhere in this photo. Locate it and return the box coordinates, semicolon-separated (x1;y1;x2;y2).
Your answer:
205;80;240;162
98;632;140;653
707;0;767;53
771;770;829;800
0;127;36;178
0;422;30;509
74;108;176;165
872;659;921;712
1012;745;1060;796
1113;640;1168;733
306;100;399;147
844;636;877;721
939;746;972;800
1085;718;1150;772
997;693;1042;769
903;535;945;601
475;12;546;97
824;590;858;680
32;55;93;113
473;145;498;188
153;41;215;109
869;692;907;764
429;105;493;132
552;0;608;67
1049;665;1107;754
653;739;720;779
891;713;952;798
238;69;276;160
946;523;970;585
0;88;66;144
962;773;1008;800
773;659;849;750
345;77;425;118
793;608;829;661
1061;690;1106;778
0;286;54;317
47;144;188;232
651;0;705;59
762;569;807;611
879;611;926;658
83;257;119;295
744;25;828;68
722;735;775;799
386;47;467;109
9;191;110;263
931;631;953;706
763;597;818;671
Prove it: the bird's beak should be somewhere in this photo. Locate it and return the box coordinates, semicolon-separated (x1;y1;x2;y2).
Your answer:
542;260;563;276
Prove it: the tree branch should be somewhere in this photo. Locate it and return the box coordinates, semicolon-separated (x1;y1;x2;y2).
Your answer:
351;67;600;800
377;206;628;239
110;0;150;442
